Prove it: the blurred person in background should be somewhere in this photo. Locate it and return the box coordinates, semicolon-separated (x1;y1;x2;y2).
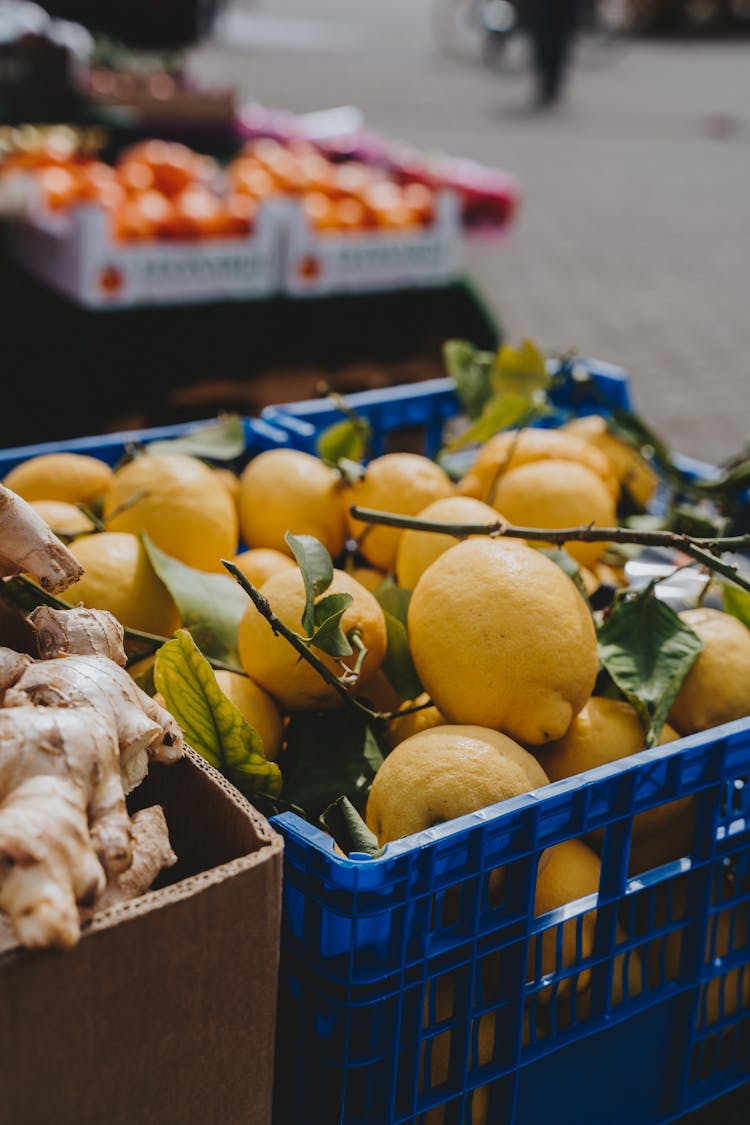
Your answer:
527;0;579;107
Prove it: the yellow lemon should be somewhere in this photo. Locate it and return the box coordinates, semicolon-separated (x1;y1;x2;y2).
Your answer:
237;448;347;559
563;413;658;509
214;668;284;762
407;538;599;745
394;495;518;591
668;607;750;735
4;452;114;507
237;567;387;711
62;531;181;636
365;724;549;845
231;547;296;588
382;692;446;750
343;452;455;572
490;458;617;567
458;426;619;504
103;452;238;573
535;696;687;842
28;499;96;540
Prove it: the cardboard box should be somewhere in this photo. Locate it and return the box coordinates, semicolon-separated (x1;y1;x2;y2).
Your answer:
0;747;284;1125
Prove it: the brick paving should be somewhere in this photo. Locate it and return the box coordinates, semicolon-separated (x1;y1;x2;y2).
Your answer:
189;0;750;467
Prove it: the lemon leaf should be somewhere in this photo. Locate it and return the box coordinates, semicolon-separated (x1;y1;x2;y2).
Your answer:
374;577;411;627
722;581;750;629
321;796;385;857
154;629;282;799
281;710;384;823
144;414;247;462
597;589;703;746
316;417;371;465
380;609;423;701
491;338;550;398
309;591;354;657
444;393;543;452
142;534;247;669
285;531;334;637
443;338;497;420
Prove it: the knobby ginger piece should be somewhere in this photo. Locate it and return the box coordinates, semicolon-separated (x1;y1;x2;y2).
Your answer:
4;652;186;793
29;604;127;666
0;702;138;950
0;483;83;593
0;647;31;694
87;805;177;915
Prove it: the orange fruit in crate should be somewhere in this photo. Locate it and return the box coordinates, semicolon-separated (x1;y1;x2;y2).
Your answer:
302;190;339;233
221;193;257;236
37;164;81;210
296;149;334;194
330;161;374;199
229;158;276;200
168;185;227;240
402;181;436;225
117;160;156;195
113;190;174;242
120;139;199;197
333;196;369;233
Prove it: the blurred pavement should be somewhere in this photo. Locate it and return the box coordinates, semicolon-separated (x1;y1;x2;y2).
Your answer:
188;0;750;467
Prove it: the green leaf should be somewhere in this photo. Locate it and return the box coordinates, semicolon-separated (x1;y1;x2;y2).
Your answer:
281;710;384;823
309;591;354;656
597;590;704;746
443;339;497;420
321;796;385;857
285;532;334;637
141;534;247;669
491;338;551;398
380;609;423;701
443;393;545;453
145;414;247;462
722;582;750;630
154;630;282;799
374;577;411;628
316;417;371;464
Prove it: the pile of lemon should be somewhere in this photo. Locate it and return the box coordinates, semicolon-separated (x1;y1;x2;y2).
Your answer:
6;422;750;920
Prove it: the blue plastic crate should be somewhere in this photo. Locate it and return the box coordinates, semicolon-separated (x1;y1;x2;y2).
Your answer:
0;413;290;477
260;356;634;459
264;370;750;1124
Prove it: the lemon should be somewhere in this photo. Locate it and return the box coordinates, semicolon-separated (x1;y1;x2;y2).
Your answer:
348;565;388;595
103;453;238;573
490;458;617;567
343;452;455;572
213;668;284;761
28;499;96;540
394;495;517;591
237;448;347;559
407;538;598;745
237;566;388;711
3;452;114;507
667;607;750;735
457;426;619;503
535;696;687;841
563;413;658;509
231;547;296;587
382;692;445;749
62;531;181;636
365;724;549;845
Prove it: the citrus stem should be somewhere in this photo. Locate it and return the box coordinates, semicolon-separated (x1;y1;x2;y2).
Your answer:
221;560;379;718
348;507;750;594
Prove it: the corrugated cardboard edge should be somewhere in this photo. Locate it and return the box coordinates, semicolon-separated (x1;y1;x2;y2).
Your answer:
0;745;284;962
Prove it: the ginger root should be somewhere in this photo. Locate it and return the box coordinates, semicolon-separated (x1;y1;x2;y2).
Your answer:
87;805;177;916
2;650;186;793
0;483;83;593
28;603;127;666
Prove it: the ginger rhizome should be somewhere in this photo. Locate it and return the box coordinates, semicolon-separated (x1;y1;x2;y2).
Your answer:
0;481;185;951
